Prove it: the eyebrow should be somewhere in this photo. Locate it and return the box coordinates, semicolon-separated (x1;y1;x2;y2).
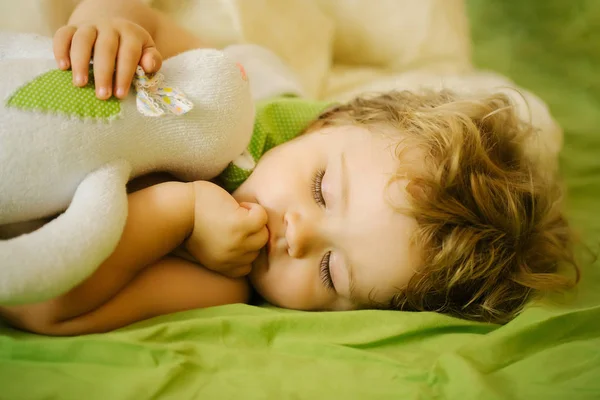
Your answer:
338;152;360;304
340;151;349;215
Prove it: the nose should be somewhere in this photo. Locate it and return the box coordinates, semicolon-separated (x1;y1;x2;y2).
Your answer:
284;211;320;258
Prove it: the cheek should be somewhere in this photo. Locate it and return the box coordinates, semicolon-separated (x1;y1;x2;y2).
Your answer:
250;259;320;310
235;151;287;198
238;153;307;207
246;137;310;183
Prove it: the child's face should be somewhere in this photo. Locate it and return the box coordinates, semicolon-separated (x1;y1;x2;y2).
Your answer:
233;125;420;311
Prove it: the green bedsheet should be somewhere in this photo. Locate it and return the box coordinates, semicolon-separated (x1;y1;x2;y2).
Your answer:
1;1;599;399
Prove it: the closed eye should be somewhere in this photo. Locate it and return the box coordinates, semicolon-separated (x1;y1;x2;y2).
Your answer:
311;168;326;207
320;251;334;291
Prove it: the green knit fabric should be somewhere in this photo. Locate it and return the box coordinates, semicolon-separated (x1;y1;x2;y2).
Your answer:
6;69;120;120
219;97;332;192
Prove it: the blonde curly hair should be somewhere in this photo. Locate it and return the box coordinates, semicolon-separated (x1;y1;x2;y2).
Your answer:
307;90;580;324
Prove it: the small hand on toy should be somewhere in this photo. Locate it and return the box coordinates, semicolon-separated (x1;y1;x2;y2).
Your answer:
185;181;269;278
53;18;163;100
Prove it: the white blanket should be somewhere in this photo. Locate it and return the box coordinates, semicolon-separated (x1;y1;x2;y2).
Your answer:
0;0;561;168
0;0;471;97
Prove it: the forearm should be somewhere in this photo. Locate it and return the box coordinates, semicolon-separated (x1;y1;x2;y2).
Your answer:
1;256;249;336
51;258;248;335
68;0;205;58
69;0;159;36
55;181;195;316
0;181;255;336
0;181;195;329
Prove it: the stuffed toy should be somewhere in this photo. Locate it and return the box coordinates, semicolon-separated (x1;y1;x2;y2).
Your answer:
0;32;255;305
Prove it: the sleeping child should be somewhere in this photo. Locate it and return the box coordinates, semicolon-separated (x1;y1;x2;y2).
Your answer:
0;0;579;335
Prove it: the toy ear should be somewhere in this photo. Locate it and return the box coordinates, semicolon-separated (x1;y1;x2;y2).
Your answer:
6;68;121;121
133;66;194;117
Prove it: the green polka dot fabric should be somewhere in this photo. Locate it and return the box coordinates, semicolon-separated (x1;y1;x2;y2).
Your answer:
6;69;120;121
219;97;333;192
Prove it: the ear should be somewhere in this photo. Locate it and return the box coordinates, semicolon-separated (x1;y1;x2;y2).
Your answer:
404;179;431;203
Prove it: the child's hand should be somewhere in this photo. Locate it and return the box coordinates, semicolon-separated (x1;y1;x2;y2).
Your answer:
53;18;163;100
185;181;268;278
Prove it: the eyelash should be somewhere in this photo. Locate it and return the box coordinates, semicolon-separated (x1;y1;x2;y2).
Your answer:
320;252;334;291
311;169;326;207
312;169;334;291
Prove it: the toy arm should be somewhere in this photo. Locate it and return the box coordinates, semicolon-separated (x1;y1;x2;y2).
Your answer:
0;161;131;305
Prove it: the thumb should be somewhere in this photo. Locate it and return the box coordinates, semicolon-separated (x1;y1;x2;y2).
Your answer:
139;47;162;74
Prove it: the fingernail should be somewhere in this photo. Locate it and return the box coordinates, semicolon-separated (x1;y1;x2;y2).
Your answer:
74;75;88;86
115;87;125;98
59;59;69;69
152;59;156;70
98;87;109;98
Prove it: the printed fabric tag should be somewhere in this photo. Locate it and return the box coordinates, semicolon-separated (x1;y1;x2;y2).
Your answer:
133;66;193;117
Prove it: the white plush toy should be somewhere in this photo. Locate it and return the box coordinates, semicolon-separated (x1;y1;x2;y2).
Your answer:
0;33;255;305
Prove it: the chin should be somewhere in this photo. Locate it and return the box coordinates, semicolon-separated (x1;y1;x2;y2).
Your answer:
249;251;308;311
249;250;270;295
248;275;279;308
248;261;289;309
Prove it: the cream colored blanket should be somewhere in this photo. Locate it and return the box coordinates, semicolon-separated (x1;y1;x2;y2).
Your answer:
0;0;562;167
0;0;471;98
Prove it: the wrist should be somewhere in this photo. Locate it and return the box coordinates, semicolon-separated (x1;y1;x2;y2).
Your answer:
182;182;198;242
68;0;158;36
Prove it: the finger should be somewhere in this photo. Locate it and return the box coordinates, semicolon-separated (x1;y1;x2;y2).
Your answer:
229;264;252;278
139;46;162;74
138;32;161;74
53;25;77;70
93;28;119;99
243;251;261;264
113;38;142;99
69;25;97;87
244;226;269;251
239;202;268;232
